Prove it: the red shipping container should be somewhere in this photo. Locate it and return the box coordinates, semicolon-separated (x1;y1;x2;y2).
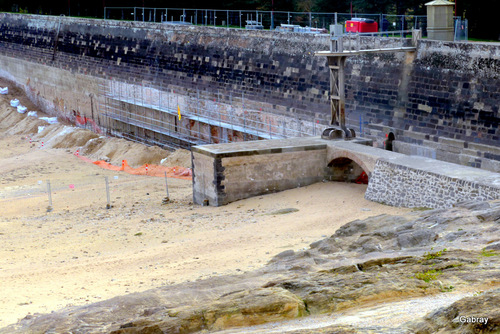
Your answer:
345;18;378;33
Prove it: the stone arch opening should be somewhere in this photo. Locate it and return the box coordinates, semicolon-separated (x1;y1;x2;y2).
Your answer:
327;157;368;184
386;132;395;151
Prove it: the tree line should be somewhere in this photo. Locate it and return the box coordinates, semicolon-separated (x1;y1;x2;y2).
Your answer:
0;0;498;40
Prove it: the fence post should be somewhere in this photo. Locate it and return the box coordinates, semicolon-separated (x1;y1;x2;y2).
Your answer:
401;15;404;38
164;171;170;199
46;180;53;212
105;176;111;209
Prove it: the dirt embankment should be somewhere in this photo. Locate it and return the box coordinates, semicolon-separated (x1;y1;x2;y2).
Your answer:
0;77;191;169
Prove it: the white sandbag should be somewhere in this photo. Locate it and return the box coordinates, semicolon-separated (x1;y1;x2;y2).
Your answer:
38;126;45;133
0;87;8;95
10;99;19;107
39;117;58;124
17;105;27;114
27;111;38;117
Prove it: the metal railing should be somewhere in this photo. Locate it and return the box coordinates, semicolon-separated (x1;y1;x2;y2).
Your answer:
327;29;421;53
103;7;428;35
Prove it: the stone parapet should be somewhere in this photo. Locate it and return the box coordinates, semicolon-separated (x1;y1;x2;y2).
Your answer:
366;158;500;208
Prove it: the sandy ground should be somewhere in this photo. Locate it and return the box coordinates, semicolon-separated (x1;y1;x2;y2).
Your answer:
0;83;411;328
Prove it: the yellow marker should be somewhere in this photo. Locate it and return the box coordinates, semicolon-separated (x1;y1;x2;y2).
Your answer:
177;105;181;120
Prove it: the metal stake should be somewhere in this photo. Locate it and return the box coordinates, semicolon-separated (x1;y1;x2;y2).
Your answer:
162;171;170;204
164;171;170;198
105;176;111;209
46;180;53;212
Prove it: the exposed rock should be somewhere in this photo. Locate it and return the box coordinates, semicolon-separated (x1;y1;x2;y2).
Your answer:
267;208;299;215
454;200;491;211
272;250;296;259
405;288;500;333
2;200;499;333
397;230;439;249
106;287;306;334
476;208;500;222
485;241;500;251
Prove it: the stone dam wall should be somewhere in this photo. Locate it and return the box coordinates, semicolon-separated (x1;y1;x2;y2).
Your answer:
0;13;498;171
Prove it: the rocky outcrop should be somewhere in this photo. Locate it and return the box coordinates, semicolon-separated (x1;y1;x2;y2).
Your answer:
2;200;499;333
405;288;500;333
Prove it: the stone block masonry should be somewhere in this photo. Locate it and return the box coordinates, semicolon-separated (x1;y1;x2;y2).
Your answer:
192;137;329;206
192;137;500;207
0;13;333;121
0;13;333;142
346;40;500;172
0;13;498;171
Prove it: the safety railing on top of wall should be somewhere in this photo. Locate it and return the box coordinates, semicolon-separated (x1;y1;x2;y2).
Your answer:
103;7;428;36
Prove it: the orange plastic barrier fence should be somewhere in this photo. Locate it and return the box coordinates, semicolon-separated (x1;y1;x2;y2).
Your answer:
75;112;103;134
74;151;192;180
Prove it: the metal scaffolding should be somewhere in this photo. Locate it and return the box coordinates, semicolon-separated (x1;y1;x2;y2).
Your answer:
98;80;328;149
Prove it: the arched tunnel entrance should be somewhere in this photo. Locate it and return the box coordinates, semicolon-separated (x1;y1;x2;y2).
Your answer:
385;132;395;151
327;157;369;184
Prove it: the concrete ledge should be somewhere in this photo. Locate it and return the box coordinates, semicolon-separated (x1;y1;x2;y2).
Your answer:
192;139;327;159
